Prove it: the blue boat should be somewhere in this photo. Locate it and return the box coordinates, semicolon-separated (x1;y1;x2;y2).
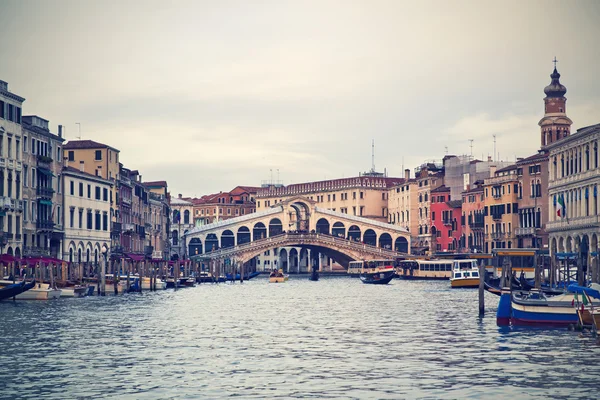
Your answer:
0;279;36;301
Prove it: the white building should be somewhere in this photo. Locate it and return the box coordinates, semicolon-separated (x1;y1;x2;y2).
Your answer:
62;166;112;266
0;80;25;257
169;194;194;260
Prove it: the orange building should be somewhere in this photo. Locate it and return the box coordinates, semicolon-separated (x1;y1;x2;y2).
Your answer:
483;164;520;252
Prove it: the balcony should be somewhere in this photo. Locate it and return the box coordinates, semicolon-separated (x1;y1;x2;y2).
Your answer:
0;158;5;167
112;222;122;233
36;220;56;231
16;161;22;171
152;250;163;260
1;197;15;210
23;246;51;257
442;219;453;225
549;169;600;190
7;159;14;169
15;233;22;241
546;215;600;232
36;187;55;198
16;200;23;211
515;227;536;236
469;221;485;229
112;245;125;255
491;232;505;240
36;154;53;169
491;214;503;221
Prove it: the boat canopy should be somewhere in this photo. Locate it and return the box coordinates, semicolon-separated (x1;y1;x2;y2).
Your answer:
567;284;600;300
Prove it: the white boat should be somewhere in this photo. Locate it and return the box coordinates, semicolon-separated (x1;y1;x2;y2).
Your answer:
140;276;167;290
59;285;88;298
10;282;61;300
450;260;480;288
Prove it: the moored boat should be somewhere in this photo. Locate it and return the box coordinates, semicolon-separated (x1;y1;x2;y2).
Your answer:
225;271;261;281
0;279;36;301
359;260;395;285
450;260;480;288
59;285;88;298
140;276;167;290
10;281;61;300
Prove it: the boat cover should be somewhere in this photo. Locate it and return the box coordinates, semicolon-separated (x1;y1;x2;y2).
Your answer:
567;284;600;300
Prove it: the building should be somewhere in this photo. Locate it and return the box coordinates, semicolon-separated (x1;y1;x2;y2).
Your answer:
114;163;133;255
21;116;65;259
192;186;259;226
128;169;150;256
483;164;519;252
0;80;25;257
169;194;194;260
430;185;462;253
144;181;170;260
62;166;112;266
388;169;418;239
461;181;485;253
515;152;549;249
415;161;444;254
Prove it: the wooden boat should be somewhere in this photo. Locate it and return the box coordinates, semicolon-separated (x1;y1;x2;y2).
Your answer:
269;269;288;283
0;280;35;301
450;260;480;288
196;272;226;283
359;260;395;285
484;276;564;297
140;277;167;290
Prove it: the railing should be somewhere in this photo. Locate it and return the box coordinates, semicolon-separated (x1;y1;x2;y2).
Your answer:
549;169;600;190
16;161;22;171
190;232;405;261
185;206;283;236
546;215;600;231
112;222;122;233
468;222;485;229
15;233;22;240
23;246;51;257
316;207;409;233
7;159;14;169
491;214;503;220
36;220;55;230
16;200;23;211
490;232;505;240
442;219;452;225
515;227;536;236
36;187;55;197
123;223;134;232
0;158;5;167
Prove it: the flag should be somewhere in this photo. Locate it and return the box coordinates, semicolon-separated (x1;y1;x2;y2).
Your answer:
173;210;180;224
582;291;589;306
556;194;566;218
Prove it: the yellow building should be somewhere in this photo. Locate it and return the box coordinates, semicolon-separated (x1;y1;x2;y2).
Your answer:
483;164;520;252
387;170;418;242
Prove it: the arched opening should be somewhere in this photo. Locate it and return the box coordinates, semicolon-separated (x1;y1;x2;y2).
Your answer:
289;201;310;232
78;248;82;263
379;233;392;249
395;237;409;253
253;222;267;240
316;218;330;235
189;238;203;255
348;225;361;242
566;236;573;253
268;218;283;237
332;222;345;238
183;210;190;224
172;230;179;245
205;234;219;252
14;247;21;258
221;230;235;248
289;248;299;272
363;229;377;246
237;226;251;245
559;237;565;253
279;248;289;273
7;247;13;256
69;248;73;263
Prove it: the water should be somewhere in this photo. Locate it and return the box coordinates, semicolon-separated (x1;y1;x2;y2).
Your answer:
1;277;598;399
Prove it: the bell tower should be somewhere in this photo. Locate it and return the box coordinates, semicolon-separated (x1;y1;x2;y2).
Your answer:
538;58;573;147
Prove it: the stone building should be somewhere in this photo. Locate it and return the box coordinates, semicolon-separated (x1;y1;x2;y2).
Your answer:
0;80;25;257
21;116;65;259
169;194;194;260
430;185;462;253
387;169;418;241
144;181;170;260
483;164;520;252
515;152;549;249
461;181;485;253
415;161;444;254
193;186;258;226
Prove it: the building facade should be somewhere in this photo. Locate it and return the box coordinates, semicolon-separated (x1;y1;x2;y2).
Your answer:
515;152;549;249
483;165;519;252
430;185;462;253
415;161;444;254
193;186;258;226
21;116;65;259
170;194;194;260
388;169;418;239
461;182;485;253
62;166;112;266
0;80;25;257
144;181;170;260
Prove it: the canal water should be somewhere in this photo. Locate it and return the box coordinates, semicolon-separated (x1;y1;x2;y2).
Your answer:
1;277;597;399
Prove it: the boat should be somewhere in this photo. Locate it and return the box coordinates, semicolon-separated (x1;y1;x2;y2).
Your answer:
484;275;564;297
180;277;196;287
396;259;453;280
196;272;226;283
59;285;89;298
0;279;35;301
450;260;480;288
510;291;589;327
347;261;363;278
140;276;167;290
269;269;288;283
3;281;62;300
225;271;261;281
359;260;395;285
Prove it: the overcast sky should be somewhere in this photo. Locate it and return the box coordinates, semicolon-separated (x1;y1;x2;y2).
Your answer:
1;0;599;196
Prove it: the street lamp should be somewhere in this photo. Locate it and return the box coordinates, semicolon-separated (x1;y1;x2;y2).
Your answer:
100;244;108;296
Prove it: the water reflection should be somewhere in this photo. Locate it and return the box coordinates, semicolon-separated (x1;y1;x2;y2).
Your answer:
1;277;597;399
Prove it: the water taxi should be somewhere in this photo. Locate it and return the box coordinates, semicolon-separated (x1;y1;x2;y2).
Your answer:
396;259;453;280
450;260;480;288
269;269;288;283
359;260;395;285
347;261;363;277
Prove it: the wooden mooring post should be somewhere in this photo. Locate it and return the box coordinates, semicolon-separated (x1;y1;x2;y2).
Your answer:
478;261;485;316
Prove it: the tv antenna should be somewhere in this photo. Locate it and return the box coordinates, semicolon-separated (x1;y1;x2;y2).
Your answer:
75;123;81;139
493;134;497;162
371;139;375;172
469;139;474;156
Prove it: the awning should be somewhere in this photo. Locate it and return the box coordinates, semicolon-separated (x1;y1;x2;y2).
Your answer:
125;253;145;262
0;254;19;263
39;199;53;206
38;168;55;177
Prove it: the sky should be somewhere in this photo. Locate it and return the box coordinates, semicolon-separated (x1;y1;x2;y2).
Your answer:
1;0;599;197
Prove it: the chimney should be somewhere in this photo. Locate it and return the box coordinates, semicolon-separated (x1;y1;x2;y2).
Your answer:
80;160;85;172
489;165;497;178
404;169;410;180
64;156;68;168
487;155;492;162
178;193;182;198
58;125;63;138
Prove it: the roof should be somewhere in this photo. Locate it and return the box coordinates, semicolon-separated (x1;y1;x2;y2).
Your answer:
22;118;64;142
64;139;120;152
516;151;548;165
143;181;168;188
62;166;112;185
495;164;517;174
430;185;449;193
446;200;462;208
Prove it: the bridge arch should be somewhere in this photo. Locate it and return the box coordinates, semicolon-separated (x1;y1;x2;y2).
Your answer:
189;238;202;256
279;248;289;272
289;248;299;271
221;230;235;248
205;234;218;252
253;222;267;241
268;218;283;237
364;229;377;247
348;225;361;242
379;233;392;249
332;222;345;238
288;200;311;232
395;237;409;253
237;226;251;245
316;218;330;234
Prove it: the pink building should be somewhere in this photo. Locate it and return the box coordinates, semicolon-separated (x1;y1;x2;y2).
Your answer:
430;185;463;253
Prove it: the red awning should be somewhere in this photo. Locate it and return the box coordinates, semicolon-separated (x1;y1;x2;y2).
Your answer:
125;253;145;262
0;254;19;263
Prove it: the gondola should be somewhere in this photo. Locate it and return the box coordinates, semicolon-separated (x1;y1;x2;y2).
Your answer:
226;271;261;281
360;269;395;285
0;279;36;301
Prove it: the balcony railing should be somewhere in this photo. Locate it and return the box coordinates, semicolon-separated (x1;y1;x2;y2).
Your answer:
442;219;453;225
515;227;536;236
546;215;600;232
36;220;56;230
123;223;134;232
0;158;5;167
491;214;503;221
468;222;485;229
112;222;122;233
36;187;55;198
15;233;22;241
23;246;51;257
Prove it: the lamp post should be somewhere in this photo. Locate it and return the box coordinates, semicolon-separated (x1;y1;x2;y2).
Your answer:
100;244;108;296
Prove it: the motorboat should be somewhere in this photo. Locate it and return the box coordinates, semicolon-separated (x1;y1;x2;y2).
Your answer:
359;260;395;285
269;269;288;283
2;281;62;300
140;276;167;290
450;260;480;288
59;285;88;298
0;279;36;301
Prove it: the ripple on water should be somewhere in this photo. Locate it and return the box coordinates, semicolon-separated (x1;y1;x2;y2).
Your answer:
1;277;598;399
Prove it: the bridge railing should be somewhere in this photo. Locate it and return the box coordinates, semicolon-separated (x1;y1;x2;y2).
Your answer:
185;206;283;236
315;207;410;233
191;232;405;261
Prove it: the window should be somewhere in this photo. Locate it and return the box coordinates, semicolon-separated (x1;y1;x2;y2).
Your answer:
23;165;28;187
87;210;93;229
87;185;91;198
70;180;74;195
68;151;74;161
23;200;28;221
79;209;83;229
70;208;75;228
102;212;108;231
103;188;108;201
95;150;102;160
79;182;83;197
95;211;101;230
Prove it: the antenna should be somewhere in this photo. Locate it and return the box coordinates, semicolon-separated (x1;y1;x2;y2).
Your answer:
75;123;81;139
277;169;280;184
444;146;448;155
270;169;273;185
371;139;375;172
469;139;474;156
402;156;404;172
493;134;497;162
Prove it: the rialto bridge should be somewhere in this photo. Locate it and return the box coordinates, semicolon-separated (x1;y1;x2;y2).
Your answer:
184;196;410;271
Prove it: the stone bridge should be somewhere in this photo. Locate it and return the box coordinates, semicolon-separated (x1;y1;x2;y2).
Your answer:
183;196;410;268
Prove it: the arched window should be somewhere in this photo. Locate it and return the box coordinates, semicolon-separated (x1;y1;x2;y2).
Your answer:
424;193;428;202
419;194;422;202
183;210;190;224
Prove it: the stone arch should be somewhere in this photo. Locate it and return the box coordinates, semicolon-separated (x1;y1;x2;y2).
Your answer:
363;229;377;246
316;218;330;235
332;222;345;238
14;247;20;258
221;229;235;248
288;201;311;232
558;236;565;253
206;234;219;252
395;237;409;253
94;243;100;266
189;237;203;256
348;225;361;242
279;248;289;273
253;222;267;241
566;236;573;253
289;248;299;271
183;210;190;224
551;237;558;255
172;229;179;245
268;218;283;237
237;226;251;245
379;233;392;249
6;246;13;256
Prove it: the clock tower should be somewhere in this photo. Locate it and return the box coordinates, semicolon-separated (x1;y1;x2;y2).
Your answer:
539;59;572;147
